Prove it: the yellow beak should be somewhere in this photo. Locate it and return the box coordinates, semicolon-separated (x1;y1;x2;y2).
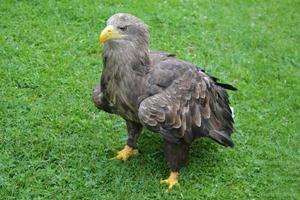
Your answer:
99;25;124;43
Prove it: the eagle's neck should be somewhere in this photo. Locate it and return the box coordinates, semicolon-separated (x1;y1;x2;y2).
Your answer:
103;41;150;74
100;42;150;121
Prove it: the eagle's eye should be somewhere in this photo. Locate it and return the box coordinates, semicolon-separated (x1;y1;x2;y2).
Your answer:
118;26;128;31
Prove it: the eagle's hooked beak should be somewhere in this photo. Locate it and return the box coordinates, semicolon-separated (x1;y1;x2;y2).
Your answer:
99;25;124;43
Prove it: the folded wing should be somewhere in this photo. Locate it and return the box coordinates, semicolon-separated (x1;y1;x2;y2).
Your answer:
138;59;234;146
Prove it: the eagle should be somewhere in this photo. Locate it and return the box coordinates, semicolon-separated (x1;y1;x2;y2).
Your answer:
92;13;236;191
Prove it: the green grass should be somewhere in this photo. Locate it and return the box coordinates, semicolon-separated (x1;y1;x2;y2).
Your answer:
1;0;299;199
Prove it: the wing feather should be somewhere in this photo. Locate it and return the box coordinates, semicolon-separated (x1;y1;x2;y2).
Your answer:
139;57;234;145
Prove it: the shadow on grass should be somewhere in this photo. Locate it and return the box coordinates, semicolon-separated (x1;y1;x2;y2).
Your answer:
102;129;224;185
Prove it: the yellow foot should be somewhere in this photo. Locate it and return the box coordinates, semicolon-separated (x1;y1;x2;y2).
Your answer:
111;145;139;161
160;172;179;191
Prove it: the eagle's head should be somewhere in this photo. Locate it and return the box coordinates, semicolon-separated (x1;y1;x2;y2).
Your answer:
99;13;149;48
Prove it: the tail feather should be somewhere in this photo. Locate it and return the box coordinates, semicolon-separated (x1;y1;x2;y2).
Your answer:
201;69;237;91
209;130;234;147
216;83;237;91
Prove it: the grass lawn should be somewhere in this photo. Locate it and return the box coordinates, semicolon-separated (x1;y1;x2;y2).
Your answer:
1;0;299;199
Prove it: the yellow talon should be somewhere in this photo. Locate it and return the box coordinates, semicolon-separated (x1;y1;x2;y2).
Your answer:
160;172;179;191
111;145;139;161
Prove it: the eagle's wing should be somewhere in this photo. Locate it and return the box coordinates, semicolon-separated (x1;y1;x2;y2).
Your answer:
138;57;234;146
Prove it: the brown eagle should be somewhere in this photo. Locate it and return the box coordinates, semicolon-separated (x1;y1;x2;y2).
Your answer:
92;13;236;190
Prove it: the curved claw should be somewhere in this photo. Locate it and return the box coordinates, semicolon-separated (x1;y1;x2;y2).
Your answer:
160;172;179;192
110;145;139;161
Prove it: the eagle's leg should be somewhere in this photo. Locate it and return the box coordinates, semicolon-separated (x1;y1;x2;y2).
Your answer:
160;139;190;191
111;121;142;161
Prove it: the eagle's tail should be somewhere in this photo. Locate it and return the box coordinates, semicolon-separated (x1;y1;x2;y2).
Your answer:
205;86;235;147
216;82;237;91
208;130;234;147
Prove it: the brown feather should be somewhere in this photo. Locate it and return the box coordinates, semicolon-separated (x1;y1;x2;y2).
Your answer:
202;96;211;119
94;13;235;147
192;104;202;127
